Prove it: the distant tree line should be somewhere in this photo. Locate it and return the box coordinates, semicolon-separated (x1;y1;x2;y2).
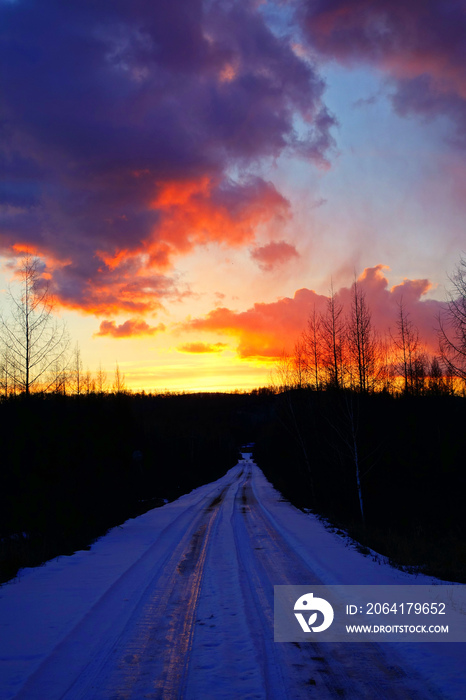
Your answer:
0;254;128;398
253;258;466;582
273;256;466;397
1;252;465;585
254;388;466;582
0;390;267;583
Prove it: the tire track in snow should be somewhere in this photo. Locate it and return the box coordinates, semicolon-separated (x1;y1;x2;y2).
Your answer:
152;487;227;698
11;461;447;699
233;469;443;699
12;475;235;700
182;467;271;699
82;486;229;699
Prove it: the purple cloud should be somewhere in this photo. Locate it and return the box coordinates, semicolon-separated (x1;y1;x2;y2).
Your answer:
0;0;336;314
297;0;466;143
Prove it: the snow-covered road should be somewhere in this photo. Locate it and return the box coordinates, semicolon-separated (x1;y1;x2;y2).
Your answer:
1;457;464;699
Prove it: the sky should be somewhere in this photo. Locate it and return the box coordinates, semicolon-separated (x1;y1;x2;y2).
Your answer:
1;0;465;392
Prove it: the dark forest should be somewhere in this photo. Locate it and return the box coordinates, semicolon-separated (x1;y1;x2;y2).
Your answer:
1;388;464;585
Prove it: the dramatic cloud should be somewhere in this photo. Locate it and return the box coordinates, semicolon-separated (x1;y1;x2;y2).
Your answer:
177;342;228;354
184;287;329;358
149;176;290;267
338;266;442;350
250;240;300;271
49;262;177;316
183;265;443;358
0;0;335;313
95;319;166;338
297;0;466;142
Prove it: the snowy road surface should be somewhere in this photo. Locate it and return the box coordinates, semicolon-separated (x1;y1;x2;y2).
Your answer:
1;457;465;699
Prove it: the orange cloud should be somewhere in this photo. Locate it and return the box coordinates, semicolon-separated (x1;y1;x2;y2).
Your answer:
183;265;443;359
95;318;166;338
177;342;228;354
147;175;290;266
184;287;328;358
52;258;177;316
7;172;291;319
12;243;40;255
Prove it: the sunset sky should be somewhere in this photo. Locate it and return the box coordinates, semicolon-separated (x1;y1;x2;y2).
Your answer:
1;0;465;391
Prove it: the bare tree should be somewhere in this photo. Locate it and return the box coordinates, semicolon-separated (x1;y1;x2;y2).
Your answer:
83;368;95;395
427;355;450;395
438;256;466;384
71;342;83;395
412;352;428;396
292;338;309;389
303;305;323;390
347;280;377;392
270;351;294;392
320;283;346;389
48;357;68;395
96;362;107;394
391;299;420;394
0;347;14;397
377;335;395;393
112;362;126;394
1;255;69;396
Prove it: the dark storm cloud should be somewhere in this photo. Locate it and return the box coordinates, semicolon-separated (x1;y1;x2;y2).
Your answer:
0;0;335;313
297;0;466;142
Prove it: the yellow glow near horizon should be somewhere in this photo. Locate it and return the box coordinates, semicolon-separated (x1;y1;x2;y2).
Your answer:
117;353;275;394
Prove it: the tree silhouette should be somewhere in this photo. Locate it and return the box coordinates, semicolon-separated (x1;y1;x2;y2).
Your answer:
1;255;69;395
112;362;126;394
347;280;377;392
321;283;346;389
391;298;420;394
439;256;466;384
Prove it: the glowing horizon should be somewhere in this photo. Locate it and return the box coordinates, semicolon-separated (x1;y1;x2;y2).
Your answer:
1;1;464;393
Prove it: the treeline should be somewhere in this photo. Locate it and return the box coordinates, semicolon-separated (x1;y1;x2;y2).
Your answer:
274;258;466;397
0;391;267;583
0;254;130;398
252;259;466;582
2;253;465;586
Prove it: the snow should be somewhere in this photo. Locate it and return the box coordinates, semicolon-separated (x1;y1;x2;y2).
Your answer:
0;458;464;699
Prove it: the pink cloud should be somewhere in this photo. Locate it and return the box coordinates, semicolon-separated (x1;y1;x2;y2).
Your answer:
95;319;166;338
184;288;328;358
250;240;300;271
183;264;443;358
148;176;290;266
